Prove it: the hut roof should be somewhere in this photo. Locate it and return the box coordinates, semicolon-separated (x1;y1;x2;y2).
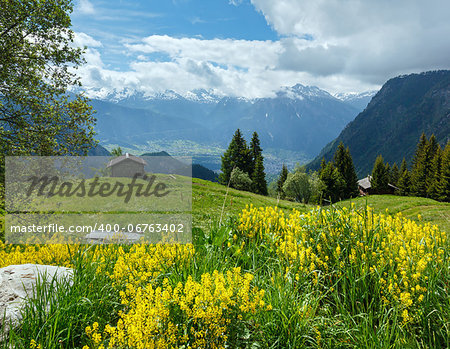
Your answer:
357;176;372;190
106;153;147;168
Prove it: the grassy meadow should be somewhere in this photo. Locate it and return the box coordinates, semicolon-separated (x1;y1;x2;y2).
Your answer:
337;195;450;233
0;178;448;348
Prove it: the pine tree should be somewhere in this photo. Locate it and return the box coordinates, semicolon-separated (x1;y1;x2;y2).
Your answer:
397;158;411;196
410;133;428;196
385;162;391;183
219;129;251;185
250;132;263;171
390;162;400;187
249;132;267;195
425;134;439;191
426;146;442;200
333;142;358;199
371;155;389;193
437;142;450;202
319;161;345;203
252;155;268;195
277;164;289;199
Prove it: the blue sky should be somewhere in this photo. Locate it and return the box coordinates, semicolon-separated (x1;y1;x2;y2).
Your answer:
71;0;450;98
72;0;278;70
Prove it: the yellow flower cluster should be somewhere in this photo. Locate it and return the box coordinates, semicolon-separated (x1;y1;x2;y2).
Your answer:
89;268;266;349
239;204;447;323
106;243;195;288
0;241;76;268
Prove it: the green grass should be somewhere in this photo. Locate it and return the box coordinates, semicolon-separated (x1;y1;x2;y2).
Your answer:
3;203;448;348
336;194;449;232
191;177;310;229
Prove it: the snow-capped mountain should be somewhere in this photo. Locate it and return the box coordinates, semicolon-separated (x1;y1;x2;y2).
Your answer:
91;83;363;173
277;83;336;100
334;90;378;110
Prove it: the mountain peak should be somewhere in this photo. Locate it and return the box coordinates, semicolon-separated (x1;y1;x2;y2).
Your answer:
276;84;334;100
183;89;222;103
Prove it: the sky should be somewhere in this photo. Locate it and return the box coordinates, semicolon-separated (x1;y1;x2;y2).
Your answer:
71;0;450;98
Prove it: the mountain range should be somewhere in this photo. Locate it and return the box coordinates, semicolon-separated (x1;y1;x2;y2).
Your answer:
308;70;450;177
90;85;375;173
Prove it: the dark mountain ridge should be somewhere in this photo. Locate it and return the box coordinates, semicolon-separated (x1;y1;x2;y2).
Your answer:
307;70;450;177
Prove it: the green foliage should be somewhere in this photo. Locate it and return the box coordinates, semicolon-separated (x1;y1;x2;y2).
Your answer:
249;131;263;170
250;133;267;195
333;142;359;198
410;133;430;196
409;133;448;201
390;162;400;186
371;155;389;193
0;0;96;157
283;169;311;203
396;158;411;196
219;129;252;186
438;142;450;202
252;155;268;195
229;167;253;192
319;160;345;203
281;166;324;204
220;130;267;195
110;146;123;157
276;164;289;199
318;142;357;202
427;146;443;200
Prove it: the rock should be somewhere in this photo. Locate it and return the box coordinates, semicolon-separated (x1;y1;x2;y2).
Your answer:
0;264;73;332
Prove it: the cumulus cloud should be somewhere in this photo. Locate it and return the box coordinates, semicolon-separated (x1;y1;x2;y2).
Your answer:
73;0;449;98
75;31;380;98
126;35;282;70
73;32;103;48
252;0;450;84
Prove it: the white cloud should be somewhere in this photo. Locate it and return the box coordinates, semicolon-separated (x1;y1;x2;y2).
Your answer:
75;32;379;98
73;32;103;48
251;0;450;84
77;0;95;15
126;35;282;70
74;0;449;98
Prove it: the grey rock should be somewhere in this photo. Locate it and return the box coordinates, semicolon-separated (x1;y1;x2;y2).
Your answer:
0;264;73;333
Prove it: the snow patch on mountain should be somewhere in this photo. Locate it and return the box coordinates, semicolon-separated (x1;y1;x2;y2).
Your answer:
334;90;378;102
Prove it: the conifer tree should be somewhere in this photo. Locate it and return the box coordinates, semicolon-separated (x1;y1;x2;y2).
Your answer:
390;162;400;187
371;155;389;193
397;158;411;196
385;162;391;182
277;164;289;199
425;134;439;190
250;132;263;171
219;129;251;185
249;132;267;195
427;146;442;200
410;133;429;196
252;155;268;195
437;142;450;202
319;161;345;203
333;142;358;198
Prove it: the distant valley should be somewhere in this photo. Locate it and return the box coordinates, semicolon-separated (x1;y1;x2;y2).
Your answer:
90;85;375;173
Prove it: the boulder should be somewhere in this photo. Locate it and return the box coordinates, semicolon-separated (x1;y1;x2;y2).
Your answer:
0;264;73;332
